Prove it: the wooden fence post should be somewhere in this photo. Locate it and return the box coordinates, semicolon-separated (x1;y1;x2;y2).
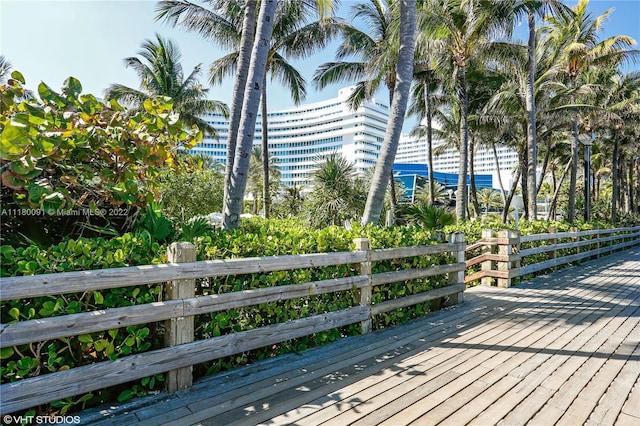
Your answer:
481;229;495;286
165;242;196;393
448;232;465;304
570;226;580;256
548;228;557;271
354;238;372;334
497;230;519;288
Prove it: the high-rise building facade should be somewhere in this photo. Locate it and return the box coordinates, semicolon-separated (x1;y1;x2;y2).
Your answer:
192;87;519;191
191;87;389;188
396;133;519;190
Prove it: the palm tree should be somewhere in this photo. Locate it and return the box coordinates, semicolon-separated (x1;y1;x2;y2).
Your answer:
305;153;366;228
398;203;455;230
414;181;450;205
276;184;305;218
314;0;407;222
246;145;280;215
209;1;340;218
509;1;570;221
589;71;640;222
421;0;513;222
314;0;399;110
543;0;637;222
104;34;228;136
409;37;448;207
478;187;503;215
156;0;258;226
222;0;278;229
361;0;416;225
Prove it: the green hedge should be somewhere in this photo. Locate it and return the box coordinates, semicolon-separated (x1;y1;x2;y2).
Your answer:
5;217;629;415
1;219;451;415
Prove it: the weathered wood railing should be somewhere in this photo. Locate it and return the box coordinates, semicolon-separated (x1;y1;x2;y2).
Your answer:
465;225;640;287
0;234;466;414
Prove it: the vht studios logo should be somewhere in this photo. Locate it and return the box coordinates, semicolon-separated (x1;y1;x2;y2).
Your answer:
2;415;81;425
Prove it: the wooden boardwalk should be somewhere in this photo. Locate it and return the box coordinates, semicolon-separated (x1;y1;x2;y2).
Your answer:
81;247;640;426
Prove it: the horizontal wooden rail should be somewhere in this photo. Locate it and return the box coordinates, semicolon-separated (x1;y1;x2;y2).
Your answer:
368;243;463;261
370;263;465;287
370;283;465;315
519;226;640;243
519;237;639;276
465;253;518;268
465;226;639;286
0;276;370;348
1;307;370;414
0;251;368;301
0;238;465;414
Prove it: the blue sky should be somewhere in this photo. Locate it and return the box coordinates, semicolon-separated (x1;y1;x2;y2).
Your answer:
1;0;639;111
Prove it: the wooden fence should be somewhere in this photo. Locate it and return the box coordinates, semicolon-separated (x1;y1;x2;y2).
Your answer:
465;225;640;287
0;234;466;414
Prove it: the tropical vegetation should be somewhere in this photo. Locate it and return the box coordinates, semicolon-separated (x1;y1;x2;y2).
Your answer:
2;0;640;414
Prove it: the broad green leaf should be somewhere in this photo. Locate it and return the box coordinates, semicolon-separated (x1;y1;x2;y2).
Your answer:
78;334;93;343
62;76;82;98
93;291;104;304
42;191;66;212
37;82;65;106
12;155;36;175
117;390;133;402
0;347;14;359
8;307;20;320
10;70;25;84
0;125;30;158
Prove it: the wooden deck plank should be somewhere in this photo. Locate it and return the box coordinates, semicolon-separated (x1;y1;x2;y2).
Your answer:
493;298;640;425
326;280;617;426
528;319;640;425
416;286;626;426
70;247;640;426
204;294;533;426
620;375;640;419
467;273;639;425
585;340;640;425
169;297;518;425
384;275;636;426
549;322;640;426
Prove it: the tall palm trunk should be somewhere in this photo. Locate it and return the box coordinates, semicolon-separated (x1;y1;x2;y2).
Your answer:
628;157;634;214
547;159;572;221
387;90;397;222
537;136;551;195
223;0;257;217
261;74;270;218
525;9;538;221
361;0;416;225
455;64;469;222
612;131;619;222
223;0;277;230
502;168;521;223
491;141;507;205
568;93;580;223
469;137;480;217
425;81;435;206
521;141;529;219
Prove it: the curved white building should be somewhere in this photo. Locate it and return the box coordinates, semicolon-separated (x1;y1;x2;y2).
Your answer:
192;87;389;188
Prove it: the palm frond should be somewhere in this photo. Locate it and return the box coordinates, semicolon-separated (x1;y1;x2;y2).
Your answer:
313;61;367;90
270;53;306;105
155;0;241;48
209;52;239;85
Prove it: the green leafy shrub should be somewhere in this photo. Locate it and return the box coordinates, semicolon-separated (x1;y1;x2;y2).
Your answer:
8;217;629;414
0;73;202;245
